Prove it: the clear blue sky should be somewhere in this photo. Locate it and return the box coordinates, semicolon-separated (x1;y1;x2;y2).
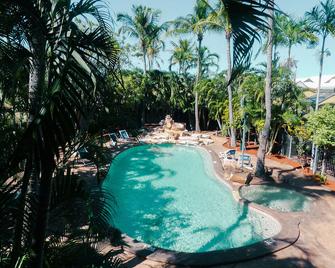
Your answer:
106;0;335;78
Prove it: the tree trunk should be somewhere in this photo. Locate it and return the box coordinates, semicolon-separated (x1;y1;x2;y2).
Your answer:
267;126;279;154
11;157;32;264
312;34;326;174
142;44;147;75
195;34;202;132
148;55;152;71
226;33;236;147
28;33;48;268
195;91;200;131
288;43;292;67
31;166;53;268
216;118;222;130
315;35;326;110
141;45;147;126
256;2;274;177
321;150;327;176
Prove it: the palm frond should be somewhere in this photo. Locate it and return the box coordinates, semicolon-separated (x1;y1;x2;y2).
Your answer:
221;0;275;73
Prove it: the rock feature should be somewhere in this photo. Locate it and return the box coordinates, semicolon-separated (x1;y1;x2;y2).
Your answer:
163;115;186;131
140;115;214;146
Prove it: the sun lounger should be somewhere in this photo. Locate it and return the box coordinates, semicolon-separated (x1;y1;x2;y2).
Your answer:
119;129;130;140
119;129;140;143
76;147;90;165
219;149;236;159
109;133;118;146
102;133;117;147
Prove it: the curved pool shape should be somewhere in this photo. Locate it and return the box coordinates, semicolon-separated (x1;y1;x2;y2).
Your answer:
103;144;280;253
240;185;311;212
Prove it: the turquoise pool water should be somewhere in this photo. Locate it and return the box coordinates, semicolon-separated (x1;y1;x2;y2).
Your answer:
240;185;311;212
103;144;280;253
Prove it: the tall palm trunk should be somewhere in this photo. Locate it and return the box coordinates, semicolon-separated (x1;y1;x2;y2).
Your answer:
28;36;50;268
195;34;202;132
32;162;54;268
288;43;292;66
256;2;274;177
11;157;32;264
141;44;147;126
11;34;46;266
226;32;236;147
311;34;326;174
142;44;148;74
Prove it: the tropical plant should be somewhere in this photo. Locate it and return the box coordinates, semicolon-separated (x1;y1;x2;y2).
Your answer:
255;0;274;177
117;5;166;73
147;25;167;70
200;0;238;146
305;0;335;173
275;13;316;68
196;73;227;130
117;5;167;125
197;46;219;76
0;0;119;267
306;105;335;176
268;67;307;153
170;0;210;131
169;39;195;75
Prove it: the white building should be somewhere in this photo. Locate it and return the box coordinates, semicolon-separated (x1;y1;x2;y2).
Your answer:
296;75;335;105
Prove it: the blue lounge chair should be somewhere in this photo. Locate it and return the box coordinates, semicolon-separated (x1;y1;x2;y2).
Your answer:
108;133;118;146
219;149;236;159
76;147;90;165
239;154;253;170
119;129;130;140
239;154;251;165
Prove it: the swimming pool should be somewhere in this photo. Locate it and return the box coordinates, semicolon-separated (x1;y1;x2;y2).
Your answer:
103;144;280;253
240;184;311;212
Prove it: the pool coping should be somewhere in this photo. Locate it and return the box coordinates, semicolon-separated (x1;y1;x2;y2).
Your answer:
114;144;301;266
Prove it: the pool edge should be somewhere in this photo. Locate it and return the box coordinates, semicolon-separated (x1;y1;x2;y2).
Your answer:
109;143;301;266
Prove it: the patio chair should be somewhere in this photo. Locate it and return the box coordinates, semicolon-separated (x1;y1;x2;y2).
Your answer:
76;147;90;166
239;154;253;170
108;133;118;146
118;129;140;143
119;129;130;140
219;149;236;160
102;133;118;147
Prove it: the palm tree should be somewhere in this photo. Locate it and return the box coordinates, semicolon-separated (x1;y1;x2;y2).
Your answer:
275;14;315;67
255;0;275;177
117;5;166;125
197;46;219;76
147;25;167;70
117;5;164;74
169;39;195;75
171;0;209;131
0;0;118;267
200;0;238;146
305;0;335;173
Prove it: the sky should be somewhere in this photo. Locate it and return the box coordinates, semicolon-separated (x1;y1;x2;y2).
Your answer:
106;0;335;78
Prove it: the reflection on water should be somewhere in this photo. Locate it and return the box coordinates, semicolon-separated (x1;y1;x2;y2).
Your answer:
103;144;280;253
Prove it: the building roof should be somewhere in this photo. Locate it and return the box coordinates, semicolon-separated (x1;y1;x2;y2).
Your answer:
296;75;335;106
320;94;335;105
296;75;335;91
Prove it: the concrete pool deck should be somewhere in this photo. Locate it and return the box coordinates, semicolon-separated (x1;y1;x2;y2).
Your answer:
204;138;335;267
75;135;335;267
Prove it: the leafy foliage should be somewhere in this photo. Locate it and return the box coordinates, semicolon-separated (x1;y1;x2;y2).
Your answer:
306;105;335;148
